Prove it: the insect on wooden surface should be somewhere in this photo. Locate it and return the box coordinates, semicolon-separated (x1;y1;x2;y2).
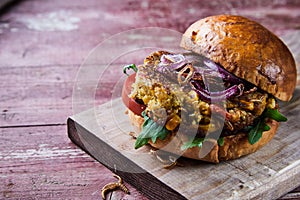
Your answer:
1;0;300;199
101;174;130;200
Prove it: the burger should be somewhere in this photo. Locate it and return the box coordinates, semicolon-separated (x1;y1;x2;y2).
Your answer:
121;15;297;163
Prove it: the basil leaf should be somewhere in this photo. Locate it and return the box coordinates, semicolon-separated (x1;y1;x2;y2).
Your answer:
123;64;138;75
181;138;204;150
218;137;224;146
134;112;170;149
264;108;287;122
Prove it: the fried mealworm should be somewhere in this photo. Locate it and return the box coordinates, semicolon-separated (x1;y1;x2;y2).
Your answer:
101;174;130;200
150;149;184;169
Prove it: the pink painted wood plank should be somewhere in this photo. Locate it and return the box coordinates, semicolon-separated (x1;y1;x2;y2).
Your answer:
0;125;147;200
0;0;300;199
0;0;299;67
0;65;77;127
0;63;136;127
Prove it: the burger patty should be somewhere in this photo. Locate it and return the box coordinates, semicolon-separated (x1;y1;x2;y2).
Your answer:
130;51;277;137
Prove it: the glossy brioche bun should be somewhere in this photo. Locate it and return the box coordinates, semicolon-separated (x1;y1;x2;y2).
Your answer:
180;15;297;101
127;109;278;163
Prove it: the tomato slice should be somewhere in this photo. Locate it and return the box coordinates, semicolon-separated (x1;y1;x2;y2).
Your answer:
122;73;146;116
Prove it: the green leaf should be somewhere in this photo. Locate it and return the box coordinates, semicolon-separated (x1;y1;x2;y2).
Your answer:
264;108;287;122
181;138;204;150
134;136;149;149
263;124;271;131
248;108;287;145
134;111;170;149
123;64;138;75
248;120;263;145
217;137;224;146
248;120;270;145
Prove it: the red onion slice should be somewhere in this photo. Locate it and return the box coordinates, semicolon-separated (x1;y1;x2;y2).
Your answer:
157;54;187;73
155;53;246;102
191;80;244;102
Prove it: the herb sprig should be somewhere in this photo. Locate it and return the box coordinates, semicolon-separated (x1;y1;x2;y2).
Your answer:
135;111;170;149
248;108;287;145
123;64;138;76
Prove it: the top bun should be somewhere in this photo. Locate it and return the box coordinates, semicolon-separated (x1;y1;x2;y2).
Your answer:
180;15;297;101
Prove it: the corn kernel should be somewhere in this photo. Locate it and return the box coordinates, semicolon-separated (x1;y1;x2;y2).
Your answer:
267;98;276;109
166;114;181;131
142;95;151;104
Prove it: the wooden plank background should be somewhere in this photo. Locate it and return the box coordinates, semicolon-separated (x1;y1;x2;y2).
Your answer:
0;0;300;199
67;94;300;199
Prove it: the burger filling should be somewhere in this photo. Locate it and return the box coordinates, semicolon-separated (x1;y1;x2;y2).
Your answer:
125;51;287;150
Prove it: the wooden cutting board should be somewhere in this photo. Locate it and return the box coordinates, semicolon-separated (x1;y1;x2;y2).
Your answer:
68;89;300;200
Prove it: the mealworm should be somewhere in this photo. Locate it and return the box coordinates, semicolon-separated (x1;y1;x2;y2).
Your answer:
150;150;184;169
101;174;130;199
101;182;120;200
113;174;123;184
118;183;130;194
149;149;170;164
163;162;177;169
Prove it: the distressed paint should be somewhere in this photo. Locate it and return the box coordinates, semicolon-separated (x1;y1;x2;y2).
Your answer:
0;0;299;199
0;145;87;160
18;10;81;31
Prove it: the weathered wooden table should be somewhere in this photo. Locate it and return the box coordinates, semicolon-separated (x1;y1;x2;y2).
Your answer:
1;0;299;199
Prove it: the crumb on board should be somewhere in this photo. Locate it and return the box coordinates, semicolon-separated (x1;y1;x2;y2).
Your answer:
128;131;136;139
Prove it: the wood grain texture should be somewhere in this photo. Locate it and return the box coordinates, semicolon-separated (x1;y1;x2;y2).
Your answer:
0;125;146;200
1;0;300;199
68;93;300;199
0;0;299;67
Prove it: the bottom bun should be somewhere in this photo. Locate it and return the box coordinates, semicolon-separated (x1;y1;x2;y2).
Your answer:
127;109;278;163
